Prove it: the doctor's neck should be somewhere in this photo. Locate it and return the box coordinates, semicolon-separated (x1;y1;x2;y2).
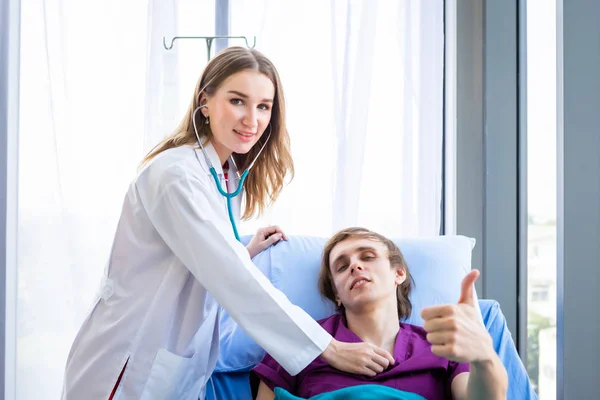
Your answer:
210;139;233;166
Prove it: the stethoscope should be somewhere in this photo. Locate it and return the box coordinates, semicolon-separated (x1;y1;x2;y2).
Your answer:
192;105;271;241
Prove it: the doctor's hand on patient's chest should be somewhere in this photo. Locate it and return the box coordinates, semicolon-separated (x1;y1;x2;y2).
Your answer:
421;270;496;364
246;225;288;259
320;338;396;377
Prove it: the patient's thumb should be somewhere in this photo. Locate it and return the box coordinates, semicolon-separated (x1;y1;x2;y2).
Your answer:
458;270;479;305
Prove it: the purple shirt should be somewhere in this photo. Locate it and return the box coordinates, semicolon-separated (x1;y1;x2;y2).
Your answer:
252;313;470;400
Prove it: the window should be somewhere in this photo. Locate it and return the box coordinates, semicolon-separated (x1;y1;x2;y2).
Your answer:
525;0;557;398
531;285;549;302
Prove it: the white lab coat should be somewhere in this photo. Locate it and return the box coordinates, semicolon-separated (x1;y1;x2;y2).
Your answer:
61;143;332;400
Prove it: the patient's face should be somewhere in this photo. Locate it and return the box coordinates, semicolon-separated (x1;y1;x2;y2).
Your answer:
329;237;405;313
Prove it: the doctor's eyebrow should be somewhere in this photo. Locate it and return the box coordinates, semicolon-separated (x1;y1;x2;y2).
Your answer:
227;90;273;104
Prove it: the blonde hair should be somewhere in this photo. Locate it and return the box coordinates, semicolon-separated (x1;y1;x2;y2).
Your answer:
318;227;414;321
141;46;294;219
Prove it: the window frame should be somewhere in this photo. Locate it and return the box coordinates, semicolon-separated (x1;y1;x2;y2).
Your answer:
1;0;21;397
556;0;600;398
452;0;600;398
450;0;522;347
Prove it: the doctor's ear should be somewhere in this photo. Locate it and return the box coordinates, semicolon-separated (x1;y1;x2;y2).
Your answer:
198;94;209;114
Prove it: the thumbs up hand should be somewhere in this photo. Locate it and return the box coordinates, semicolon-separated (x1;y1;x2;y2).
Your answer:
457;269;479;306
420;270;495;364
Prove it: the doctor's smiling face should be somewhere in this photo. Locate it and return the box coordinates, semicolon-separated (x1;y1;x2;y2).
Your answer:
142;47;293;220
200;70;274;165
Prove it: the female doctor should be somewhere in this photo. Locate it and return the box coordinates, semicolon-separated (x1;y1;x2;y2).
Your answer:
61;46;395;400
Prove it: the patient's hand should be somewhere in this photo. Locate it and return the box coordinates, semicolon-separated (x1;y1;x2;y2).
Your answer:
256;382;275;400
421;270;495;364
320;338;396;377
246;225;288;259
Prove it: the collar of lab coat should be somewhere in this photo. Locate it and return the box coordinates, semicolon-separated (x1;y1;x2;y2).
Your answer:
195;140;239;180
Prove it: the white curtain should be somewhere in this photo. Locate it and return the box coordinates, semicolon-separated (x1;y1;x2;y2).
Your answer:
17;0;442;398
235;0;444;238
17;0;213;398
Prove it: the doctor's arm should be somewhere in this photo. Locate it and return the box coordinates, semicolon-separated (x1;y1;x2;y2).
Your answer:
140;171;394;376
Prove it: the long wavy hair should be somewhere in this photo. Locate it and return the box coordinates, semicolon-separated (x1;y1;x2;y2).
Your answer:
141;46;294;219
318;227;414;321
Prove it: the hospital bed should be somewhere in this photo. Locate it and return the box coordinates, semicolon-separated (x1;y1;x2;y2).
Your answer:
205;235;538;399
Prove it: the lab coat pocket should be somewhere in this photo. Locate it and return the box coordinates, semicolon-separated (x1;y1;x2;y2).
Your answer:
140;348;208;400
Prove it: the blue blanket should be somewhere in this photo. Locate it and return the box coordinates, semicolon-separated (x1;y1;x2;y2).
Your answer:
273;385;426;400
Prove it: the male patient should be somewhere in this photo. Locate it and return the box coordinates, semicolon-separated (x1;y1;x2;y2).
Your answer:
252;227;508;399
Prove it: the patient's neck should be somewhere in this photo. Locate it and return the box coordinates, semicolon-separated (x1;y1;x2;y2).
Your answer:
345;301;399;355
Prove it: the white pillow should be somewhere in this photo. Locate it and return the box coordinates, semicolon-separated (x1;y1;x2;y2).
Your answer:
269;235;481;326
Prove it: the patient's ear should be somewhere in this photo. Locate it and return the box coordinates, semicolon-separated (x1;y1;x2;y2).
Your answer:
394;264;407;285
336;297;342;307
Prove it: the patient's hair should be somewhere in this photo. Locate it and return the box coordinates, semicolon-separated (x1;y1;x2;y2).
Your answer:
318;227;413;321
140;46;293;220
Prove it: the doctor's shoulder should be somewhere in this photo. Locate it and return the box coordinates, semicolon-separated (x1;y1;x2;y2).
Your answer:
134;145;209;198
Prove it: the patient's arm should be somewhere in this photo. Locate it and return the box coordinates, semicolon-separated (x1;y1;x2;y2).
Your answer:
422;270;508;400
256;381;276;400
450;352;508;400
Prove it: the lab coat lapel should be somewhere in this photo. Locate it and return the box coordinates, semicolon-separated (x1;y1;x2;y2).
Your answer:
225;156;242;222
194;141;243;221
196;141;224;176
